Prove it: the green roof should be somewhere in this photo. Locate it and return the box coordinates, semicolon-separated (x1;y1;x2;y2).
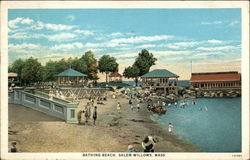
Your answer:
57;68;87;77
141;69;179;78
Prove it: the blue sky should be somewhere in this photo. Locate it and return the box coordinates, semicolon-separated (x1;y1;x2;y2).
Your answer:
8;9;241;80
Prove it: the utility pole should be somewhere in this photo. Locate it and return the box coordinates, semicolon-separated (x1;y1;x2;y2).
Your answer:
191;60;192;75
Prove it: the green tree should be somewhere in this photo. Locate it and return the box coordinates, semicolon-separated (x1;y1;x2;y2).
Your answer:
43;60;58;81
123;65;140;86
55;58;70;73
9;59;25;85
123;49;157;86
134;49;157;76
80;51;98;80
98;55;119;83
21;57;43;85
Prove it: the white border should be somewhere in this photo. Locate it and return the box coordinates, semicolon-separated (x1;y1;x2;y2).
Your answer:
1;1;249;160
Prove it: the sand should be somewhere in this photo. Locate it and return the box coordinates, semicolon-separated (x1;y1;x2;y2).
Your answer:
8;95;200;152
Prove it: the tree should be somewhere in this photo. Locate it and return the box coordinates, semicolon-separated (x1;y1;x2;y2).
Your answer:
80;51;98;80
55;58;70;73
123;65;140;86
21;57;43;85
43;60;58;82
98;55;119;83
123;49;157;86
134;49;157;76
9;59;25;85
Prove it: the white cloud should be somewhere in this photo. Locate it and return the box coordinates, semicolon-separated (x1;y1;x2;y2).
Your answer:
67;15;75;22
201;21;222;25
116;47;133;51
197;46;237;51
9;32;29;39
9;32;77;42
207;40;224;44
9;43;40;50
9;17;76;31
8;17;34;28
111;32;133;37
43;53;75;59
110;35;173;44
74;29;94;35
46;33;77;42
51;42;84;50
84;48;104;53
164;41;199;49
229;20;239;26
136;44;156;49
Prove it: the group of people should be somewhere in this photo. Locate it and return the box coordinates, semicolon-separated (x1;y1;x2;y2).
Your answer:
48;90;65;100
116;99;142;113
78;102;98;125
128;99;141;112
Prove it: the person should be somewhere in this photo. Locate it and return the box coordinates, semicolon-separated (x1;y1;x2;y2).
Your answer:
84;106;89;123
205;106;208;111
141;136;156;152
174;102;178;108
137;103;140;112
77;110;83;124
162;101;166;107
129;99;132;105
88;105;92;119
93;106;97;125
117;102;121;113
10;141;17;152
126;144;134;152
129;99;133;110
49;90;53;100
192;100;196;105
168;123;173;133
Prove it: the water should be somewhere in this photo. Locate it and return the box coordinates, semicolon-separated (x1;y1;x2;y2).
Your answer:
152;97;241;152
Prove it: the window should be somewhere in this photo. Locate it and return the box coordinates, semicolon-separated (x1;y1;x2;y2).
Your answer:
70;109;75;118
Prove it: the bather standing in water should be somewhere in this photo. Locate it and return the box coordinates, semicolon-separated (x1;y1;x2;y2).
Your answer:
168;123;174;133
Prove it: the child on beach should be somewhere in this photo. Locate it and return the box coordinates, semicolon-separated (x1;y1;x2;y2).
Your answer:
126;145;135;152
117;102;121;113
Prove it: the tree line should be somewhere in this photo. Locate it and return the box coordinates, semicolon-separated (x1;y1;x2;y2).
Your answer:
9;49;157;86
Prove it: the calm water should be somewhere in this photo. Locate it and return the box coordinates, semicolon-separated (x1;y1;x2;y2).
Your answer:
152;97;241;152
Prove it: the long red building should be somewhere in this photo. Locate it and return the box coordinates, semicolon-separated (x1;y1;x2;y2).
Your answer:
190;71;241;90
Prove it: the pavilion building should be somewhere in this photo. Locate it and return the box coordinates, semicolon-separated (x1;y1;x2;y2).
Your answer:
141;69;179;94
8;72;19;87
190;71;241;90
109;72;122;82
56;68;87;86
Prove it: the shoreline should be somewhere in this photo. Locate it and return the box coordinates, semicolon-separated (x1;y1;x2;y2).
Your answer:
8;94;201;152
135;101;201;152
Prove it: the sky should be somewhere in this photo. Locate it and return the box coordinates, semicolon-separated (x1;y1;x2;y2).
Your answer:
8;9;241;80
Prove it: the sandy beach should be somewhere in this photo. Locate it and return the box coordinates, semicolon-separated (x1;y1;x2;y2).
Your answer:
9;95;200;152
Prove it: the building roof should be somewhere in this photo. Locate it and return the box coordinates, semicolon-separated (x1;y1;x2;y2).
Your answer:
8;72;18;77
191;71;241;82
56;68;87;77
109;72;122;77
141;69;179;78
